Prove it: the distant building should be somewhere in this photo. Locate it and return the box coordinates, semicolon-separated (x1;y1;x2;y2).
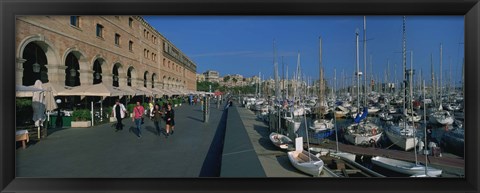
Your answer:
196;74;205;82
203;70;220;83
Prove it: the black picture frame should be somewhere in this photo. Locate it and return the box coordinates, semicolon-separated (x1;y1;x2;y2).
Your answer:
1;0;478;192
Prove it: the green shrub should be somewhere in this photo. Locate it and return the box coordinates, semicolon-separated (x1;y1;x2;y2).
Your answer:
127;104;135;113
16;98;33;126
72;109;91;121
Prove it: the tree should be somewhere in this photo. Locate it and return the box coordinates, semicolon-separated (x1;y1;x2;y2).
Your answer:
223;76;230;82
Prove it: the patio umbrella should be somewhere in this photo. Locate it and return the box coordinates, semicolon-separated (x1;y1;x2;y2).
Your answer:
44;89;58;129
31;80;46;139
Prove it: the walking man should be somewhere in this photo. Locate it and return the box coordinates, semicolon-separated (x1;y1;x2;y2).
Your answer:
152;104;164;136
112;99;127;132
132;101;145;138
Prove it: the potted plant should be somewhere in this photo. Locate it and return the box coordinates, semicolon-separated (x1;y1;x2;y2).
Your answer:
71;109;92;128
127;103;135;118
105;106;117;122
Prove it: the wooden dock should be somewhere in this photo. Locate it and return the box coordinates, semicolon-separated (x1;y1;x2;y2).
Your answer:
313;141;465;169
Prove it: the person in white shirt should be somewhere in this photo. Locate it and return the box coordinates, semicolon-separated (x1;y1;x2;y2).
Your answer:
112;99;127;132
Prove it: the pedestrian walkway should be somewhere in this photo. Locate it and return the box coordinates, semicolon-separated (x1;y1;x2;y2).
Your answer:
16;103;225;177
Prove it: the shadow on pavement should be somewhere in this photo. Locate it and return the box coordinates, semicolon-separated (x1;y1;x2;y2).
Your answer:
198;107;229;177
187;116;203;122
275;155;301;173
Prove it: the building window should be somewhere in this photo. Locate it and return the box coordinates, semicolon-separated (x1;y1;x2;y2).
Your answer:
115;33;120;46
144;49;147;58
146;50;149;59
147;31;150;40
152;53;155;61
129;17;133;27
70;16;80;27
96;24;103;38
143;29;146;38
129;41;133;51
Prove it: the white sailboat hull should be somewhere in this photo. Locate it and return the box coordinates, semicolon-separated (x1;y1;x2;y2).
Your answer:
344;131;383;146
287;150;324;176
269;132;293;150
344;122;383;146
371;156;442;177
385;129;418;151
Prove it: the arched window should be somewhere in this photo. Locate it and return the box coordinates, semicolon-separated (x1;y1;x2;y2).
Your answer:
112;64;120;87
22;42;49;85
65;52;80;87
93;59;103;84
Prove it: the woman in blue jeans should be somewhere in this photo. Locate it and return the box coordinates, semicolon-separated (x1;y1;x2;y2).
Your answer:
132;101;145;138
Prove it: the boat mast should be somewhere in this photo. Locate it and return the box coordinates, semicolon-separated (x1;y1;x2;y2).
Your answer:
274;40;280;100
440;43;443;108
402;16;407;116
286;64;289;99
356;28;360;117
431;53;435;107
423;80;428;175
410;49;418;164
363;16;368;107
334;68;339;152
318;36;324;117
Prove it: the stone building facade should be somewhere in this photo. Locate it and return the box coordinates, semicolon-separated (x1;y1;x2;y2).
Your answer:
203;70;220;83
16;16;196;91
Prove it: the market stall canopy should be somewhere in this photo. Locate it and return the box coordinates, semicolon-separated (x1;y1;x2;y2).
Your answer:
118;86;138;96
135;86;153;96
152;87;165;96
16;85;46;97
43;82;73;96
57;83;124;97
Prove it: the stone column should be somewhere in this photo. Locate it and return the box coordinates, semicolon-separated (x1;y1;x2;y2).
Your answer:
48;65;68;85
102;74;114;86
16;58;26;85
118;75;128;87
79;69;94;85
135;78;144;88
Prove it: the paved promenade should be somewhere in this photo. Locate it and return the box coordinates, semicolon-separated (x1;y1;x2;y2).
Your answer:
16;102;226;177
235;106;309;177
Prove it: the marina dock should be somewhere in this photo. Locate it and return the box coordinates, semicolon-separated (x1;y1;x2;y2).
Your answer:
16;100;464;177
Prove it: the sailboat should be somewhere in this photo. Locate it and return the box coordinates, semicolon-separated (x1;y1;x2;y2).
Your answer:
269;132;293;150
429;43;454;125
309;37;334;137
371;156;442;177
344;21;383;146
288;107;324;176
269;41;294;150
385;120;418;151
373;51;443;177
309;68;357;163
385;29;419;151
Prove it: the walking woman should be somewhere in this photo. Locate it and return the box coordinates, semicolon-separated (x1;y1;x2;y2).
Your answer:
165;103;175;137
132;101;145;139
152;104;163;136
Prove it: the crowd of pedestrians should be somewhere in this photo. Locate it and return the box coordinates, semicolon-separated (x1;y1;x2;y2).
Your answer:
112;98;176;139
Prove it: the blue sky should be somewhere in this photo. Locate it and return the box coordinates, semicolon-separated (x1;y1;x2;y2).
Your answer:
144;16;464;86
